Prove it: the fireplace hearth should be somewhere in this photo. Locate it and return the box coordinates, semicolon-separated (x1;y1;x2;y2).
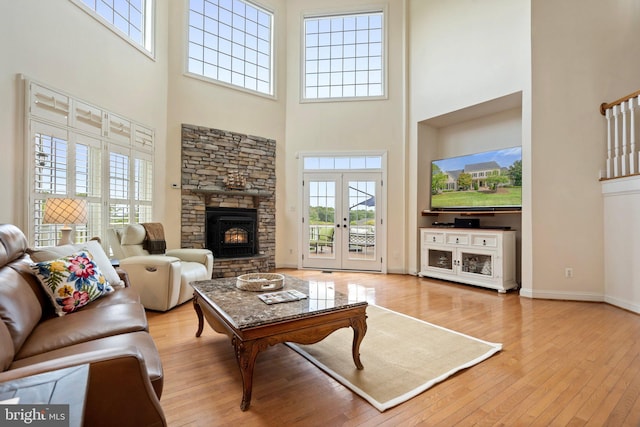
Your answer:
206;207;258;258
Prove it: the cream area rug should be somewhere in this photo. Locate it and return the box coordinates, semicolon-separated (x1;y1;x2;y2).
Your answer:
287;305;502;412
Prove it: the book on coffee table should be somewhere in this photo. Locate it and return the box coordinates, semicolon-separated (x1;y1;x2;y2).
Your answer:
258;289;307;305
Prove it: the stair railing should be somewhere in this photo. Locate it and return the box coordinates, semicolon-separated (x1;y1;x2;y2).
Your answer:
600;89;640;179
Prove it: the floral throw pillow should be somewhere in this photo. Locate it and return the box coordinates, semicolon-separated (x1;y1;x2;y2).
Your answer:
32;250;114;316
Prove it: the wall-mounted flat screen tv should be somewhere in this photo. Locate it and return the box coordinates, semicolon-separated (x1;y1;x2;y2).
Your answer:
430;146;522;211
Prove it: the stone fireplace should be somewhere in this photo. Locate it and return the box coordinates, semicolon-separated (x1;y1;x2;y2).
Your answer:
180;124;276;278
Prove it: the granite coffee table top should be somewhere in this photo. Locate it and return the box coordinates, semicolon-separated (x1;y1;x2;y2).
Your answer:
191;275;368;329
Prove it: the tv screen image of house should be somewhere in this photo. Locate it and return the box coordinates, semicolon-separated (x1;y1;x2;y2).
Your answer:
430;146;522;210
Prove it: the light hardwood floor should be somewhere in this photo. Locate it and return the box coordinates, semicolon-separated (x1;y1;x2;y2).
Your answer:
146;269;640;426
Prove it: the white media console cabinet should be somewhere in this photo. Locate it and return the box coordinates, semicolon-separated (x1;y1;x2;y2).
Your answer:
418;227;517;293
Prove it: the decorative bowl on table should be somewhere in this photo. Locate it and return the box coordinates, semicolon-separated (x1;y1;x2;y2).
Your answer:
236;273;285;292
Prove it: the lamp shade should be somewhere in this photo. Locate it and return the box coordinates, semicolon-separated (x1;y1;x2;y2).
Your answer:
43;198;88;225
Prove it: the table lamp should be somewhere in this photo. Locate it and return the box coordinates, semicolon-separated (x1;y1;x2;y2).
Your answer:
43;198;88;245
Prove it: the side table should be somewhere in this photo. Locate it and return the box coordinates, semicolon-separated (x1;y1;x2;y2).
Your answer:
0;364;89;427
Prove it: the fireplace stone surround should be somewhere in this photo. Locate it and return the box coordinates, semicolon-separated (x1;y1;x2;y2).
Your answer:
180;124;276;278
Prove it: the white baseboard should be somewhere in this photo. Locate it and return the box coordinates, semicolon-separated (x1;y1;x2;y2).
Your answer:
519;288;604;302
520;288;640;314
275;262;298;269
604;295;640;314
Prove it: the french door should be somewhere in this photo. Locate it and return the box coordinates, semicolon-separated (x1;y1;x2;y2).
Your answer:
302;172;383;272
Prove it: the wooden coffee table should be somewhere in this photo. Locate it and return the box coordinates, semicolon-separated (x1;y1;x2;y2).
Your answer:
191;275;368;411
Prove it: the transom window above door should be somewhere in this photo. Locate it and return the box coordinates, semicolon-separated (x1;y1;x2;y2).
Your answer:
303;155;383;170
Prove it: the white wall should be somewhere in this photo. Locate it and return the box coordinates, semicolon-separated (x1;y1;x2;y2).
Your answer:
525;0;640;300
408;0;530;276
282;0;407;272
433;107;522;159
0;0;169;231
164;0;287;247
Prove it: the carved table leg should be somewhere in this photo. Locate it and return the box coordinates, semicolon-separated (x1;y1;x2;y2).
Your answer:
351;314;368;370
233;337;261;411
193;295;204;337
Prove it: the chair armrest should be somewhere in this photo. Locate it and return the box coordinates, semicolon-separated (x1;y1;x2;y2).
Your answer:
165;249;214;276
120;255;181;267
119;256;182;312
0;347;166;427
165;248;212;264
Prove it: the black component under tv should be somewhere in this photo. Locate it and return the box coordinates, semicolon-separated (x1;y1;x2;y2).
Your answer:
430;146;522;211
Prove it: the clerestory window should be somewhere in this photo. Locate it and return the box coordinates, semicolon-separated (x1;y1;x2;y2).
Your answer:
70;0;154;55
187;0;274;96
303;10;385;101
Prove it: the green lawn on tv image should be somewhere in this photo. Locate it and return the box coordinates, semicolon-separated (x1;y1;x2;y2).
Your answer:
432;187;522;208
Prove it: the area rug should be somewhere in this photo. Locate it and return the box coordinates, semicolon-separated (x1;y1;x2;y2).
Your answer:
286;305;502;412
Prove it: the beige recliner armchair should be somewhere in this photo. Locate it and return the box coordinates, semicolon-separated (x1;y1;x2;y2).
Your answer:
108;224;213;312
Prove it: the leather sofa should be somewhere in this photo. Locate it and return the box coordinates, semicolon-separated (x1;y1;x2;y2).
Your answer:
0;224;166;426
108;224;213;311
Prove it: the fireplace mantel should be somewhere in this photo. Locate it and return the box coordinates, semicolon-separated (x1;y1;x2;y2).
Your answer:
192;188;272;206
193;188;271;197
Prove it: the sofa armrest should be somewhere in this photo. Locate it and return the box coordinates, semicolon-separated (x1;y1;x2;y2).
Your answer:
165;249;213;276
0;347;166;427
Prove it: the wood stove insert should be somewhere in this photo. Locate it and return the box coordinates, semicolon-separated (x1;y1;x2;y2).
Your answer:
206;207;258;258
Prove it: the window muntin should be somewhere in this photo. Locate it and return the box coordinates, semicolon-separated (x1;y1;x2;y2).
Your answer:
109;152;130;200
188;0;274;96
303;11;384;100
71;0;154;54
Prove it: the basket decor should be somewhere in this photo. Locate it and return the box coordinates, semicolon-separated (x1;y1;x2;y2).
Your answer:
236;273;285;292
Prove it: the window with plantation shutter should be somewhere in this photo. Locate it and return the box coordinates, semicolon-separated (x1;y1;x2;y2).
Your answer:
25;78;154;248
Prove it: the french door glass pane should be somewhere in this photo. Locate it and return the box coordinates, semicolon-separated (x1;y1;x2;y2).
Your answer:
308;180;336;257
348;180;376;260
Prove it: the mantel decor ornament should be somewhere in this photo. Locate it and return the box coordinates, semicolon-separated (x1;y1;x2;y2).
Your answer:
236;273;285;291
224;170;246;190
